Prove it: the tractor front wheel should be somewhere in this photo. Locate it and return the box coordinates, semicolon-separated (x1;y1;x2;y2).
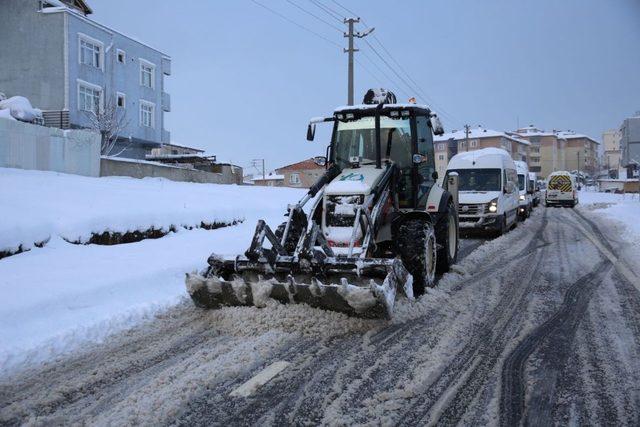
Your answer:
436;200;459;274
398;218;437;296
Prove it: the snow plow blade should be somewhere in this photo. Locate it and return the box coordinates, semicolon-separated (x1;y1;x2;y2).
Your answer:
185;258;412;319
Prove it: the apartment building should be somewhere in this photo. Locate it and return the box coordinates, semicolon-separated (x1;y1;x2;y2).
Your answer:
603;129;622;173
514;126;600;178
620;113;640;177
557;131;600;175
434;126;529;175
0;0;171;159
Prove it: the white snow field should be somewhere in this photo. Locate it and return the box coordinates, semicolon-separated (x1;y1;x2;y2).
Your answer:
0;167;304;372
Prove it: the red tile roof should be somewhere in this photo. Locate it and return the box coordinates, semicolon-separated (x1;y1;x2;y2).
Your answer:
276;158;323;172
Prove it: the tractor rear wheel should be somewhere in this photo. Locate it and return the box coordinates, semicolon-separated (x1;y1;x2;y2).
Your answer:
436;200;459;274
397;218;437;296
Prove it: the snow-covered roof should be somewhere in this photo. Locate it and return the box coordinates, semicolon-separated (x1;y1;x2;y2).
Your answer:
435;126;529;145
448;148;516;170
554;130;599;144
334;103;433;112
252;173;285;181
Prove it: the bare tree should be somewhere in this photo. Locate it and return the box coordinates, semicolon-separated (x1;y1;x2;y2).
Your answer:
83;95;130;156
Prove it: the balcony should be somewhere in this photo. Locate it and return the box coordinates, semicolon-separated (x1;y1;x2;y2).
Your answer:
162;92;171;112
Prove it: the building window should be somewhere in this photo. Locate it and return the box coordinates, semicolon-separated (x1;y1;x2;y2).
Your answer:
140;59;155;89
117;49;126;64
289;173;301;185
79;34;102;69
140;101;155;128
116;92;126;108
438;154;445;161
78;81;102;113
470;140;478;148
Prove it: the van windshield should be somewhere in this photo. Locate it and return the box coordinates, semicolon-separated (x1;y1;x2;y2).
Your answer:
518;174;526;191
448;168;502;192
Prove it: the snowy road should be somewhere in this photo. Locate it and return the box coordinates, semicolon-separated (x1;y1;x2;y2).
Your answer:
2;206;640;425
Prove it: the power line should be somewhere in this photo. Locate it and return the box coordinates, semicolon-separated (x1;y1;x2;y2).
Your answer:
307;0;344;23
284;0;343;32
250;0;342;48
330;0;463;127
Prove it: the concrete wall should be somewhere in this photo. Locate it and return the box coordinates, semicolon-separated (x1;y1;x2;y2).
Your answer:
0;0;66;110
0;118;100;176
100;157;240;184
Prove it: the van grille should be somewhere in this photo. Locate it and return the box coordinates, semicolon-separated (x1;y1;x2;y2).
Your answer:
458;203;488;216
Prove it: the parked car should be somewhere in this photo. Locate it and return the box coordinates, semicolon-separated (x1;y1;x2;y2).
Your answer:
446;148;519;235
545;171;579;207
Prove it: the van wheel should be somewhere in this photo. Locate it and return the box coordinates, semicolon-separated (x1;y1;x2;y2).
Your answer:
436;200;459;274
498;214;507;236
397;218;437;296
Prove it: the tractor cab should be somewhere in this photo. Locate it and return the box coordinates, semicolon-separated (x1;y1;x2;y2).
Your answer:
329;103;443;209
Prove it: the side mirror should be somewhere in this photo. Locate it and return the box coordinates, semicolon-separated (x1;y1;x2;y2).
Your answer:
306;123;316;141
429;114;444;136
313;156;327;166
431;171;439;180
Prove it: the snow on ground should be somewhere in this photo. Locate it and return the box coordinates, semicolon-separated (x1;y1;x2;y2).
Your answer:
0;167;301;253
0;168;304;373
578;190;640;243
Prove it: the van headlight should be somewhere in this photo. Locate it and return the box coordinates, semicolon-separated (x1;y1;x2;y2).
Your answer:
489;198;498;213
519;194;525;201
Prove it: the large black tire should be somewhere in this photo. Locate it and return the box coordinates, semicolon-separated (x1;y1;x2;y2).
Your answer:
397;218;437;296
436;200;459;274
498;214;508;236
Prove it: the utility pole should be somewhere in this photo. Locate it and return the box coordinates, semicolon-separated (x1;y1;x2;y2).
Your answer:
344;18;374;105
577;151;580;185
252;159;265;180
464;124;470;152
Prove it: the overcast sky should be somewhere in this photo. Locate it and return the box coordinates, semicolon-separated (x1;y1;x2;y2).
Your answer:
90;0;640;173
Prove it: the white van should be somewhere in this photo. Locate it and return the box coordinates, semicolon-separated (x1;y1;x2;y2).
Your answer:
446;148;519;235
529;172;540;207
546;171;579;207
515;161;533;220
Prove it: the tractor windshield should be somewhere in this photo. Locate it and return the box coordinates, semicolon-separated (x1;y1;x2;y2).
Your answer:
333;116;413;170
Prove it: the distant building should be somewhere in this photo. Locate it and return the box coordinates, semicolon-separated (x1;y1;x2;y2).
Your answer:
251;158;326;188
602;129;622;175
434;126;529;174
276;158;326;188
0;0;172;159
620;113;640;178
252;172;285;187
513;126;561;177
555;131;600;176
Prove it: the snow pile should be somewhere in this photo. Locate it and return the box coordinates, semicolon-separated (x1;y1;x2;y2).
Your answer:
0;167;304;253
578;191;640;242
0;96;43;122
0;168;305;373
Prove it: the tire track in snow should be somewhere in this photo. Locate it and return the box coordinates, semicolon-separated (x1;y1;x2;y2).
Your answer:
499;260;611;427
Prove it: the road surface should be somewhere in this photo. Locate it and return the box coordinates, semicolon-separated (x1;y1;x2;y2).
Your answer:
1;206;639;426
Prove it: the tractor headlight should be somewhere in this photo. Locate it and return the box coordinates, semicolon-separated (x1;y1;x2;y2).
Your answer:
488;198;498;213
519;194;525;201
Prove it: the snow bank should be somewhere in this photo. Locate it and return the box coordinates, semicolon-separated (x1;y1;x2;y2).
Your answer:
0;96;42;122
0;170;305;373
0;167;303;253
578;191;640;242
